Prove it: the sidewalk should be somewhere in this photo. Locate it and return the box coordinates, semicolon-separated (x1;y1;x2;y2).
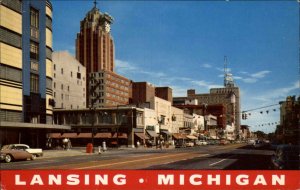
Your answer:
41;145;175;159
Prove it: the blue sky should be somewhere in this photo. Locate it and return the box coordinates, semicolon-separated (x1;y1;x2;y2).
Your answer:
52;0;299;133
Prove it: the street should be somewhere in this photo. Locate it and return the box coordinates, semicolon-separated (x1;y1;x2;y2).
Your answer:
0;144;276;170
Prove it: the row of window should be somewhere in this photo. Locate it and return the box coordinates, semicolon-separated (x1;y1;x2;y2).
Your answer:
0;65;22;82
53;64;85;80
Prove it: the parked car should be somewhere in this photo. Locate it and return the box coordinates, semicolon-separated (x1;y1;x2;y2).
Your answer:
185;142;194;147
220;139;229;145
195;140;208;146
271;145;300;170
13;144;43;158
0;144;35;163
175;141;186;148
253;140;264;148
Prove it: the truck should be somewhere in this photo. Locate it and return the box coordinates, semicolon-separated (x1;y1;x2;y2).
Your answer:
12;144;43;158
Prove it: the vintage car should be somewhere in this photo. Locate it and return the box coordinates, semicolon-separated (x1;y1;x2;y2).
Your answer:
13;144;43;158
0;144;35;163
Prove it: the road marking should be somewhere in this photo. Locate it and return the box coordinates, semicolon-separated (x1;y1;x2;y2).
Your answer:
209;154;236;166
209;159;227;166
77;153;194;169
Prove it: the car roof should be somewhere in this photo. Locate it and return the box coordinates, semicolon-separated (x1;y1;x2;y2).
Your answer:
12;144;29;147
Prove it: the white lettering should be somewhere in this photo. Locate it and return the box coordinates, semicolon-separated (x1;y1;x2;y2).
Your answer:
30;175;43;185
254;175;267;185
272;175;285;185
190;175;202;185
95;175;108;185
49;175;61;185
207;175;220;185
179;174;184;185
158;175;174;185
226;175;231;185
67;174;80;185
113;174;126;185
84;174;89;185
15;175;26;185
236;175;249;185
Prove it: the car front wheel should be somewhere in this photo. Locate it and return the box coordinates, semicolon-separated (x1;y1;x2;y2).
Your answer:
31;154;36;160
5;154;12;163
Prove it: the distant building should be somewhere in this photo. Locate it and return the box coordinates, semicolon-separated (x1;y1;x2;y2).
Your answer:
173;89;240;139
155;87;173;102
131;82;155;106
52;51;86;109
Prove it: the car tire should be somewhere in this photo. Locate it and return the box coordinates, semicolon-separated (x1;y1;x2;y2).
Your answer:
31;154;36;160
5;154;12;163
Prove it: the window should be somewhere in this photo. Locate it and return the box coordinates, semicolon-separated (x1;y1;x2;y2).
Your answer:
61;84;63;90
61;68;63;74
53;82;56;88
71;72;73;77
53;92;56;98
30;41;39;60
54;64;56;70
30;8;39;28
30;74;39;93
54;73;56;78
61;94;63;100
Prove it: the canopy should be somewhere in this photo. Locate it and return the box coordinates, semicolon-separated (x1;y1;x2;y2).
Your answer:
146;130;159;138
94;133;112;138
135;133;150;140
61;133;78;138
48;133;61;138
161;130;171;136
77;133;92;138
187;135;198;140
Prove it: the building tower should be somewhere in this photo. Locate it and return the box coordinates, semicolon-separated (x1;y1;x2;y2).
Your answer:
75;2;114;73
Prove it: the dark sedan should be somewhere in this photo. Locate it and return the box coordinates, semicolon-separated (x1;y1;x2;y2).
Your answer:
271;145;300;170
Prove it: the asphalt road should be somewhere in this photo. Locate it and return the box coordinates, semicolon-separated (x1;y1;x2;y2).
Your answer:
0;144;275;170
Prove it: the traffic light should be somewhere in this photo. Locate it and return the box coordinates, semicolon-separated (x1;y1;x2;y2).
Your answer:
242;113;245;120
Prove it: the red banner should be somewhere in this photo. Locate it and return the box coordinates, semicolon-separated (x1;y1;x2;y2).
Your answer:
1;170;299;190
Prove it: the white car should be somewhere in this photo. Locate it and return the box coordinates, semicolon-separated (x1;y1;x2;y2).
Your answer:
196;140;208;146
13;144;43;158
185;142;194;147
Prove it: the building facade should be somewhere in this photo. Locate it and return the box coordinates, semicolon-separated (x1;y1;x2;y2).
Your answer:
52;51;86;109
88;71;132;108
0;0;70;147
0;0;54;124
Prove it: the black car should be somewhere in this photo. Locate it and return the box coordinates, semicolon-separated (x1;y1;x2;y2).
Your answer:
271;145;300;170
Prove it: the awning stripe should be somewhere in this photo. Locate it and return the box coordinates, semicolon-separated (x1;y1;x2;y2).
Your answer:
135;133;150;140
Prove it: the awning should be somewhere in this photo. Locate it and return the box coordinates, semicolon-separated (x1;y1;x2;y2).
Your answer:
94;133;112;138
61;133;78;138
161;130;171;136
47;133;62;138
112;133;128;139
146;130;159;138
135;133;150;140
187;135;198;140
172;133;187;139
77;133;92;138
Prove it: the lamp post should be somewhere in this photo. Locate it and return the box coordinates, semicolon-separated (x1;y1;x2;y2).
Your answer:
202;103;208;137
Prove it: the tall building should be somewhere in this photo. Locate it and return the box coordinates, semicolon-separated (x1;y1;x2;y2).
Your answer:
75;3;114;73
52;51;86;109
75;3;132;108
0;0;70;147
0;0;54;124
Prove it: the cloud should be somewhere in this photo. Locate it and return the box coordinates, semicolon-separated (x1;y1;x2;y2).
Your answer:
234;70;271;84
201;63;212;68
191;80;223;89
250;70;271;78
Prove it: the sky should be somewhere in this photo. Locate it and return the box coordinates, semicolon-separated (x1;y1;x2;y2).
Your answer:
51;0;299;133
